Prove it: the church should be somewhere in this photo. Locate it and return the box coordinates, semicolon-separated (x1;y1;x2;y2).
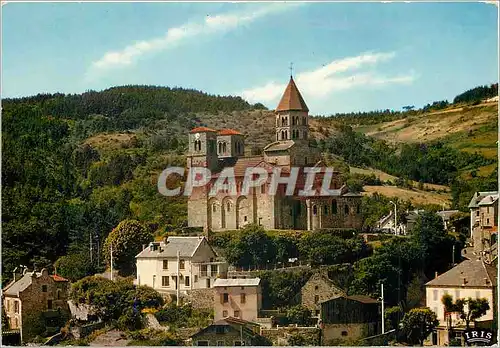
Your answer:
186;76;363;231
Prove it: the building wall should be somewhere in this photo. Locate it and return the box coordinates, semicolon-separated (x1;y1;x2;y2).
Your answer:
300;273;344;316
214;285;261;322
187;131;218;170
310;197;363;230
322;323;378;344
425;286;495;324
192;327;253;346
217;134;245;158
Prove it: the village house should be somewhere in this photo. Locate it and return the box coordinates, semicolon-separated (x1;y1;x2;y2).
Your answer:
190;316;265;346
468;191;498;263
299;270;346;318
186;76;363;232
425;259;497;346
213;278;262;323
2;267;70;343
319;295;380;344
135;236;228;296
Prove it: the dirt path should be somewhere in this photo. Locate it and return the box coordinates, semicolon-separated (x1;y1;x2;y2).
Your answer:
89;329;131;347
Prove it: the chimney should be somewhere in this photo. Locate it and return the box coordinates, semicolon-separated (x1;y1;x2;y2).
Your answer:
462;277;467;285
435;271;439;279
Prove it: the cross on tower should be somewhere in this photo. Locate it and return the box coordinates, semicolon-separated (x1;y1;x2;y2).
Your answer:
289;62;293;78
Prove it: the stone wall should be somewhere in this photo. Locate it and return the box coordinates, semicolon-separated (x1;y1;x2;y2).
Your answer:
261;326;320;346
300;272;345;316
185;288;215;310
322;322;378;345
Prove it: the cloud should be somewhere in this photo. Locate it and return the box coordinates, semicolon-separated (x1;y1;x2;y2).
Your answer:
482;1;499;7
241;52;417;104
88;3;302;75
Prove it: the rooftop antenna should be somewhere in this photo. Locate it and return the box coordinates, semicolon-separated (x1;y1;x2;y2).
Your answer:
289;62;293;78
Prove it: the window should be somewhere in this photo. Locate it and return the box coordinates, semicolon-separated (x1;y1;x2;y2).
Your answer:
48;300;53;310
476;211;480;216
216;326;225;334
487;218;490;224
241;286;244;290
223;293;229;303
241;293;246;304
344;204;349;214
304;157;307;164
57;289;61;300
197;340;209;346
433;290;438;301
341;331;348;337
195;275;198;283
42;285;47;292
185;276;190;287
234;310;240;317
332;200;337;214
14;301;19;314
162;276;169;287
206;279;211;288
217;341;225;346
487;207;490;213
14;318;19;329
324;206;328;215
314;295;319;304
244;216;247;222
234;341;243;346
211;265;218;277
455;290;460;299
163;260;169;270
315;285;319;291
213;204;217;213
179;260;185;269
194;140;202;152
223;310;228;317
313;205;317;215
201;265;208;277
227;202;231;212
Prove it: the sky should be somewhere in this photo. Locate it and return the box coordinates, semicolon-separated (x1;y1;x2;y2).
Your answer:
2;2;498;115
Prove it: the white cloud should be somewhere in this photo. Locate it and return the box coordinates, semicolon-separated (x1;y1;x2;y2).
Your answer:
241;52;417;104
88;3;301;74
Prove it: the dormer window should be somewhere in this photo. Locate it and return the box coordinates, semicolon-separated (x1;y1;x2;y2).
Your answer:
194;140;202;152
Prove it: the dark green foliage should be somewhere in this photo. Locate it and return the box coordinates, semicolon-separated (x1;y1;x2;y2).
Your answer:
54;251;95;282
2;305;9;331
70;276;163;330
286;305;313;326
385;306;403;331
155;303;212;329
103;220;154;275
257;269;312;309
453;83;498;104
441;295;490;328
128;329;183;346
401;307;438;346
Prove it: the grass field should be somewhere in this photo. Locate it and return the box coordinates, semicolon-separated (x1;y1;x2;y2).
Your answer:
362;185;452;206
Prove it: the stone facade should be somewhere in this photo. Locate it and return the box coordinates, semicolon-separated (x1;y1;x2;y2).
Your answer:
261;326;320;346
186;77;363;232
300;271;346;317
185;288;216;310
2;268;70;343
190;317;263;346
468;192;498;262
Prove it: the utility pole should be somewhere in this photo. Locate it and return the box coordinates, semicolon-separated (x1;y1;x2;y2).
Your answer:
177;250;180;306
389;201;397;235
381;283;385;334
90;233;93;264
452;244;455;265
110;244;114;281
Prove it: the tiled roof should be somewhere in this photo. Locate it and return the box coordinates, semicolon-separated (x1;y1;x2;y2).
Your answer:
213;278;261;287
216;156;278;177
425;259;497;287
218;129;242;136
3;272;41;296
190;126;217;133
263;140;295;152
468;191;498;209
346;295;379;304
51;274;69;282
276;77;309;112
135;236;208;259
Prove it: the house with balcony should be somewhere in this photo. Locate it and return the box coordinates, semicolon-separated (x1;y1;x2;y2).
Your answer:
2;267;70;343
213;278;262;323
425;259;497;346
135;236;228;296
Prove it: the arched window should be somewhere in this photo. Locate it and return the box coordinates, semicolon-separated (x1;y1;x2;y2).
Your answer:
302;117;306;125
313;205;318;215
292;117;296;125
281;130;285;140
57;289;61;300
194;140;202;151
282;117;286;126
332;200;337;214
213;203;217;212
223;142;227;153
276;133;279;141
218;142;223;154
344;204;349;214
227;202;231;212
285;130;288;140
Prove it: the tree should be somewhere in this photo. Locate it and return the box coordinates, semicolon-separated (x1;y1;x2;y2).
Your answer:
442;294;490;329
103;219;153;275
2;305;9;332
54;251;94;282
224;224;275;268
401;307;438;346
286;305;312;326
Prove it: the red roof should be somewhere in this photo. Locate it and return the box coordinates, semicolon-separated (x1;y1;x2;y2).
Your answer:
218;129;242;136
190;126;217;133
276;77;309;112
51;274;69;282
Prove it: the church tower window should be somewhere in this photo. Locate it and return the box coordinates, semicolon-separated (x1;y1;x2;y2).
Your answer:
213;204;217;213
284;130;288;140
227;202;231;212
194;140;201;152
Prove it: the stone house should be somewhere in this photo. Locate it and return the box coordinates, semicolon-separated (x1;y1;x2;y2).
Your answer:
320;295;380;345
425;259;497;346
135;236;228;296
2;268;70;343
213;278;262;322
468;192;498;262
299;270;346;317
186;77;363;232
190;317;265;346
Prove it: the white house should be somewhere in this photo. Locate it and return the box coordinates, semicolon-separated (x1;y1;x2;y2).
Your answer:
135;236;228;294
425;259;497;346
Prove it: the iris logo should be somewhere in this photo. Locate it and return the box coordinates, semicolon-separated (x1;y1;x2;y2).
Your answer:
462;329;494;346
